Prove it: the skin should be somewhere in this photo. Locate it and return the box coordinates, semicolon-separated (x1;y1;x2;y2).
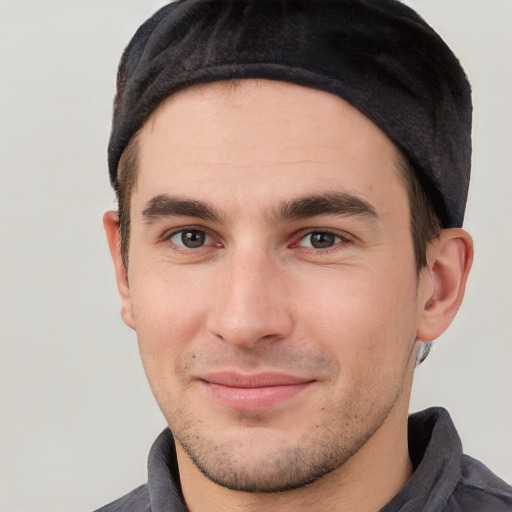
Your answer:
104;79;473;512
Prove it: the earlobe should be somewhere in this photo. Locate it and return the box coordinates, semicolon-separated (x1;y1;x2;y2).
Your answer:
103;211;136;330
416;228;473;342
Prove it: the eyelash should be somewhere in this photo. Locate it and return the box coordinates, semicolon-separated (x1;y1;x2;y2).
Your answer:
162;227;353;254
163;226;219;252
293;229;352;253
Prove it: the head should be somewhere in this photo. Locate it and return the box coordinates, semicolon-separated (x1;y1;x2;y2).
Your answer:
109;0;472;285
104;0;473;500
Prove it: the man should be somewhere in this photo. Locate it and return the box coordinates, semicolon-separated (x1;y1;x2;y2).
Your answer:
96;1;512;511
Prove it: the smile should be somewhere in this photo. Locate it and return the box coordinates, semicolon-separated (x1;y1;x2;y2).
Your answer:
199;372;315;411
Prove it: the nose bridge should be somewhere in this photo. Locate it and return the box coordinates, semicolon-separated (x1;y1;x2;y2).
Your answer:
207;243;293;347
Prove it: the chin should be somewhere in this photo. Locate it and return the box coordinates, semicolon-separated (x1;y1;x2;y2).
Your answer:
173;412;380;493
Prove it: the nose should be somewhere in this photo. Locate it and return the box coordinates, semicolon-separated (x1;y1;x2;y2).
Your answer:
206;248;294;349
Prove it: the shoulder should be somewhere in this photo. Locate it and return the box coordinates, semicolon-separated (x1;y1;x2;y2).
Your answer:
92;484;150;512
447;454;512;511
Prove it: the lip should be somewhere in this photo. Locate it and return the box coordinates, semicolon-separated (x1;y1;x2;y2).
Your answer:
198;372;315;411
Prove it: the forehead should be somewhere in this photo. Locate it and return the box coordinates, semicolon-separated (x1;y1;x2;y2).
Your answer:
134;79;407;216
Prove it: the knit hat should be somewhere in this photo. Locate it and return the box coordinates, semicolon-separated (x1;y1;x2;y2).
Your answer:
108;0;472;227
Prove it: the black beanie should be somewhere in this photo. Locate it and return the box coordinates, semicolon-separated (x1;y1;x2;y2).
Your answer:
108;0;472;228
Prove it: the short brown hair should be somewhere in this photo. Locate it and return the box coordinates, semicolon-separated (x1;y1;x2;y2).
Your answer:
398;157;442;270
116;134;139;269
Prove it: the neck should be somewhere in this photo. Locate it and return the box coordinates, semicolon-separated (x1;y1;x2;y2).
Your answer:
177;369;415;512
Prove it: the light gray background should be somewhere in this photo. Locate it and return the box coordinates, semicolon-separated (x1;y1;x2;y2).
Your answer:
0;1;510;511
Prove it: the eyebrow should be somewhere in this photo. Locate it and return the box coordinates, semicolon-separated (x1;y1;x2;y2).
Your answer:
267;192;378;223
142;195;222;223
141;191;377;225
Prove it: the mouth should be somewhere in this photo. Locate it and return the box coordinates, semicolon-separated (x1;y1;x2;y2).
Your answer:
198;372;316;411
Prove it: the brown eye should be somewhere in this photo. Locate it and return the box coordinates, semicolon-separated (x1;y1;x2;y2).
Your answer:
170;230;210;249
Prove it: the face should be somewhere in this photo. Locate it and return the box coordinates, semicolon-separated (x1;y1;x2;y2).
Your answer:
118;80;430;491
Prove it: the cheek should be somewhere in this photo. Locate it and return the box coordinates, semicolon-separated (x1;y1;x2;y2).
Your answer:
296;263;419;368
128;265;212;372
127;267;217;419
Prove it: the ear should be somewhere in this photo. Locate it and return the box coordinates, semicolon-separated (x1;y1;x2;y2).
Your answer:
416;228;473;342
103;211;135;330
